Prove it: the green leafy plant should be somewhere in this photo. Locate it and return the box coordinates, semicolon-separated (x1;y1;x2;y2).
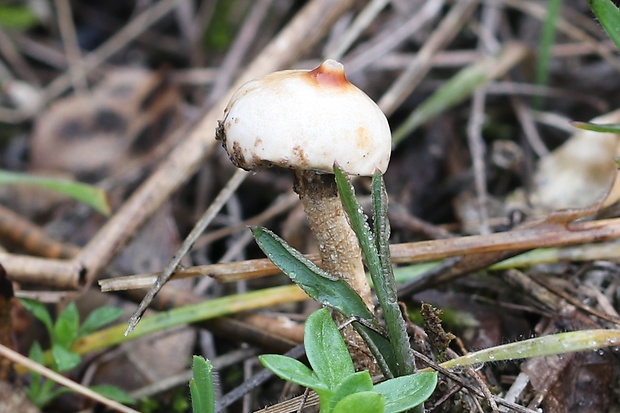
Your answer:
252;166;416;380
259;308;437;413
19;299;132;407
251;165;434;410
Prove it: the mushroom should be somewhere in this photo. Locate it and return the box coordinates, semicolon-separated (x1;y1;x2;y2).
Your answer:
216;59;391;368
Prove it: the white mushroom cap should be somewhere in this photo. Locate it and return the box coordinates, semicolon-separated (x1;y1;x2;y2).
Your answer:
217;59;391;176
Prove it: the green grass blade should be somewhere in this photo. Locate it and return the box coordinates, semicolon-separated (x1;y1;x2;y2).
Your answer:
370;172;416;377
589;0;620;50
0;170;111;215
190;356;215;413
73;284;307;356
571;121;620;134
533;0;560;109
392;43;526;147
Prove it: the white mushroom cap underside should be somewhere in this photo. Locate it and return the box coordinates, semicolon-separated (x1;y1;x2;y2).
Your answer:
220;62;391;176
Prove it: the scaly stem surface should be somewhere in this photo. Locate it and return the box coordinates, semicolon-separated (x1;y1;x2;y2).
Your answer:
294;170;377;373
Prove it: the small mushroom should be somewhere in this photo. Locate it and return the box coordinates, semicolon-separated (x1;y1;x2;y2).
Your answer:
216;60;391;369
217;58;390;305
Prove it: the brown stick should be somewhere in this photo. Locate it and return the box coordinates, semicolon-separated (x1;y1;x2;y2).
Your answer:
100;216;620;291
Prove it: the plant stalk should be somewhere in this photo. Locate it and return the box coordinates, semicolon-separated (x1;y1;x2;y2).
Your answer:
294;170;377;373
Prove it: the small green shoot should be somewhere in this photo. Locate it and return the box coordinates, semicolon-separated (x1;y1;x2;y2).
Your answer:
250;227;398;376
259;309;438;413
392;44;526;147
0;170;111;215
19;299;131;408
571;121;620;134
533;0;561;109
334;165;416;378
190;356;216;413
251;167;420;379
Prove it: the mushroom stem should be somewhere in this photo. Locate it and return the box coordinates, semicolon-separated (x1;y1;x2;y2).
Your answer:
294;170;373;310
294;169;378;373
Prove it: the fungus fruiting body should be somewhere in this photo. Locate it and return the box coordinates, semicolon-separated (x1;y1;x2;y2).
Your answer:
218;59;390;176
217;59;391;371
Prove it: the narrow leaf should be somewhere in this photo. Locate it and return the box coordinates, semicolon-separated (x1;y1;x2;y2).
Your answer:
90;384;135;405
533;0;560;109
374;372;438;413
20;298;53;338
53;302;79;348
440;329;620;370
28;341;44;390
190;356;215;413
259;354;327;391
251;226;398;377
79;307;124;337
333;392;385;413
589;0;620;51
571;121;620;134
251;226;374;321
305;308;354;390
51;343;81;372
335;165;414;377
330;371;374;412
370;171;416;377
0;170;111;215
392;43;526;146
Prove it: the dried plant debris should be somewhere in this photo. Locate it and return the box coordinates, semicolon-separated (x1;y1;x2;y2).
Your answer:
3;0;620;411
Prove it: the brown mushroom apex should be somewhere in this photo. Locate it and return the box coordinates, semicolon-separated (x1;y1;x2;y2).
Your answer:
217;59;391;176
308;59;351;89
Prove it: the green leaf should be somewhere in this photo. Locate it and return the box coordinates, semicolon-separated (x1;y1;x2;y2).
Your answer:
51;343;81;372
252;226;397;378
533;0;560;109
0;5;38;30
28;341;45;365
333;391;385;413
53;302;80;348
251;227;375;322
30;386;70;409
258;354;326;392
330;371;374;412
189;356;216;413
589;0;620;51
20;299;54;338
90;384;135;405
374;372;438;413
79;306;124;337
371;171;417;377
335;166;415;377
27;342;44;396
571;121;620;134
392;44;526;147
0;170;111;215
305;308;354;390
